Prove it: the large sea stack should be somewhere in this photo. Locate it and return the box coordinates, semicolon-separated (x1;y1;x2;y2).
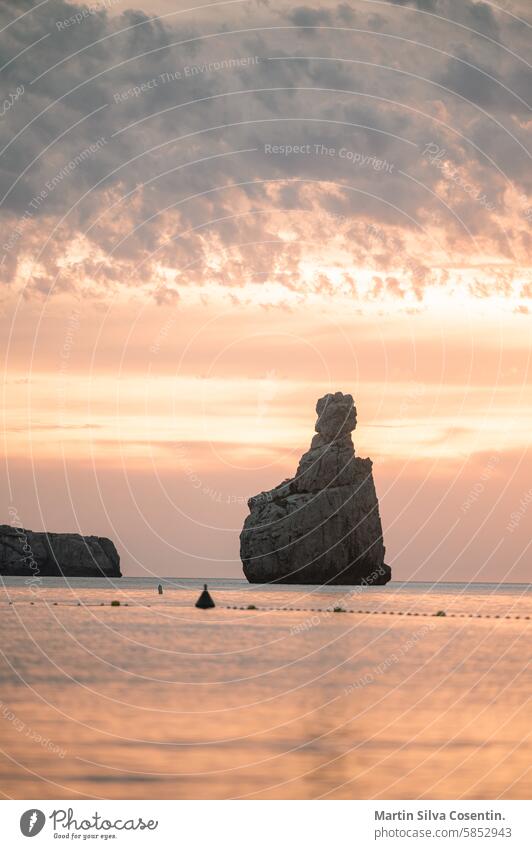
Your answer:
240;392;391;585
0;526;121;578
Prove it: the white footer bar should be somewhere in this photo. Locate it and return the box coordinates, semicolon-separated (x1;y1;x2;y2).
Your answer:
2;799;531;848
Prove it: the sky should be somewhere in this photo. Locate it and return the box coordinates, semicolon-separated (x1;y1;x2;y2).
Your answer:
0;0;530;581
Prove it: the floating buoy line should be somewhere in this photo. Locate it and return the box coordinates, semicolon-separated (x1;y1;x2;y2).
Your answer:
218;606;529;620
3;600;529;620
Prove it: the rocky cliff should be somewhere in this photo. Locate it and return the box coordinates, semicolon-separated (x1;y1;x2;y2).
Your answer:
0;525;121;578
240;392;391;585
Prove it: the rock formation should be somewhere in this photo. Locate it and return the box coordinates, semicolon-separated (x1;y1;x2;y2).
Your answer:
0;525;121;578
240;392;391;585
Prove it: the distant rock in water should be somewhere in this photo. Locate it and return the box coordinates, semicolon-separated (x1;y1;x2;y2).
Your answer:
240;392;391;586
0;525;121;578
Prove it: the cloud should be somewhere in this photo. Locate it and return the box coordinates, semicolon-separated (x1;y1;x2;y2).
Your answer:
288;6;333;28
0;0;529;306
389;0;438;10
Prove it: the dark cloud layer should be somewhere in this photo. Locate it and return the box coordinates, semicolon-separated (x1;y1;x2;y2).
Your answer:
0;0;530;300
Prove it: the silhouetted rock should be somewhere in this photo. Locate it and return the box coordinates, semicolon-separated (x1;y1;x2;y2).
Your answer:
196;584;215;608
240;392;391;585
0;525;121;577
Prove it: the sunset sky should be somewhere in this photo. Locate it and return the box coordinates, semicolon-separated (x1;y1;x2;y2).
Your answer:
0;0;530;581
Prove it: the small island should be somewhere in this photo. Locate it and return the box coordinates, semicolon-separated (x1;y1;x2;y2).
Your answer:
240;392;391;585
0;525;121;578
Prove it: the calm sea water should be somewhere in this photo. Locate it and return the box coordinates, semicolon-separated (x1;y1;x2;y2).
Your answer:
0;578;530;799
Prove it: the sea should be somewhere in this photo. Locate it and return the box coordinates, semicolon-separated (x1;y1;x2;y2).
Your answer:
0;578;530;800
